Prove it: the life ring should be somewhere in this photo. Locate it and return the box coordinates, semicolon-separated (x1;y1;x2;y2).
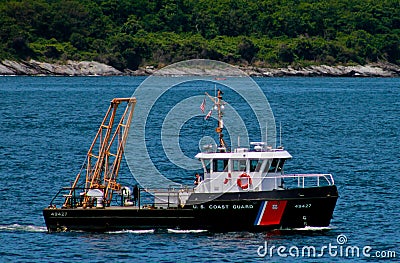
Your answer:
237;173;252;190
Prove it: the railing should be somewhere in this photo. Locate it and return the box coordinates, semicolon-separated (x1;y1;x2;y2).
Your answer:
140;186;194;209
47;174;334;209
47;186;195;210
278;174;334;188
195;173;334;193
48;186;139;209
48;187;88;208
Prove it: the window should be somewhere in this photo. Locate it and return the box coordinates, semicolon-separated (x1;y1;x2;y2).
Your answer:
269;159;278;172
250;160;262;172
278;159;285;171
213;159;228;172
268;159;285;172
203;159;211;173
233;160;247;171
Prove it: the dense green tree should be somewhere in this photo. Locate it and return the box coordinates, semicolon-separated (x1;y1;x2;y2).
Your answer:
0;0;399;67
238;38;258;63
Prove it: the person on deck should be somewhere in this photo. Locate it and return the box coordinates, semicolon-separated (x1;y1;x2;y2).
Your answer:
133;184;139;206
194;173;202;185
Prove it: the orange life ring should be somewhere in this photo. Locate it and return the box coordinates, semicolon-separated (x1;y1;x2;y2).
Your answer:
237;173;252;190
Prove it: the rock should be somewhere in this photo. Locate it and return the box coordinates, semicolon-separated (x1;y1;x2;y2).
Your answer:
1;59;399;77
240;63;400;77
0;59;123;76
1;60;40;75
0;61;17;75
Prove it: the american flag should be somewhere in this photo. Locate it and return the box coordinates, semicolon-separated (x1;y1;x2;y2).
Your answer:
200;98;206;113
204;110;212;120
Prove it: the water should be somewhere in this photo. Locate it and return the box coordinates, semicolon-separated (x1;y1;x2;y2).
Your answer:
0;76;399;262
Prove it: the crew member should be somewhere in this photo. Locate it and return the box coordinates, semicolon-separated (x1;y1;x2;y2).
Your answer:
133;184;139;206
194;173;202;185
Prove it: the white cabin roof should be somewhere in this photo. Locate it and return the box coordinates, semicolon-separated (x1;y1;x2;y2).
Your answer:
195;149;292;159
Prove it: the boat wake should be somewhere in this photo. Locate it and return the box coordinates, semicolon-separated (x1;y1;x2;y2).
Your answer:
291;226;333;231
167;229;208;234
106;229;155;234
0;224;47;233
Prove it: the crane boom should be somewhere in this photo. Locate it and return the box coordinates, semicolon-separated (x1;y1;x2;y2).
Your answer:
63;98;136;208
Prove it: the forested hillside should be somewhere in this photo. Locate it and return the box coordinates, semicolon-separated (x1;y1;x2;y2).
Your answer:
1;0;399;70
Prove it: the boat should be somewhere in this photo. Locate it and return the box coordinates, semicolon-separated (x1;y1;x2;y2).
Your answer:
43;93;338;233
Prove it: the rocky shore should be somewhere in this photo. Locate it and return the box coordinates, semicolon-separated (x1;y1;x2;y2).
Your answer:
241;63;400;77
0;60;122;76
1;59;399;77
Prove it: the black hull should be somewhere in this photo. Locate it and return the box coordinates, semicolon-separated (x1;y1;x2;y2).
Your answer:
43;186;338;232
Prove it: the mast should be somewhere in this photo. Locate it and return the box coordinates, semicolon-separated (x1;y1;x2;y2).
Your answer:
63;98;136;208
205;89;226;151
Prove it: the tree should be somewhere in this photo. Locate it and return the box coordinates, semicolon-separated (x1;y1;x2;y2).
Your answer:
0;0;399;67
238;38;258;63
278;44;294;64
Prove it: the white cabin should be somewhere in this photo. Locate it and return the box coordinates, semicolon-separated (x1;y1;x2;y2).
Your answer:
194;144;292;193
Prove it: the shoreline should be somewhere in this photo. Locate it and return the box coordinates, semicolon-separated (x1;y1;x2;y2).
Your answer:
1;59;399;77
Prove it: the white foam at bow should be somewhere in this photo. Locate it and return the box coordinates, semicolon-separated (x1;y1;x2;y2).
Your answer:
167;229;208;233
106;229;155;234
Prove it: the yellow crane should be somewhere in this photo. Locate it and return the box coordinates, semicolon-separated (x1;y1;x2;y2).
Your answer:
63;98;136;208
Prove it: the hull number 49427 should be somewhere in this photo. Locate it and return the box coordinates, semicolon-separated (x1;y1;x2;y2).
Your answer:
294;204;312;209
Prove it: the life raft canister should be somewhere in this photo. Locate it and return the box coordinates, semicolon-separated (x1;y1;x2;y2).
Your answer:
237;173;252;190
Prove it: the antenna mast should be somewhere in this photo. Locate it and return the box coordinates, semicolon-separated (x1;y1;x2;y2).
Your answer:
205;89;226;151
279;121;282;148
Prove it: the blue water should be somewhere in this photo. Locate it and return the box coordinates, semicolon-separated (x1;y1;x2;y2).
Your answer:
0;76;399;262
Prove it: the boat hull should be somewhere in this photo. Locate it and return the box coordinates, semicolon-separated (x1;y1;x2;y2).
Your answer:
43;185;338;232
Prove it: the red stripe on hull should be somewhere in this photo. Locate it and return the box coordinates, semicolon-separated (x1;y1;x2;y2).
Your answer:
259;200;287;226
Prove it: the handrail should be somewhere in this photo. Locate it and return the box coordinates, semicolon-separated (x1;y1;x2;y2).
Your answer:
283;174;334;186
195;173;334;192
141;187;195;209
48;174;334;209
141;187;195;194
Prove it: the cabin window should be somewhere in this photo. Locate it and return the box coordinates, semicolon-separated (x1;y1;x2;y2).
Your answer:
233;160;247;171
278;159;286;171
203;159;211;173
269;159;285;172
213;159;228;172
250;160;262;172
269;159;278;172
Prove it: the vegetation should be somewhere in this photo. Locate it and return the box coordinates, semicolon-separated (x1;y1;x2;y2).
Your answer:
0;0;399;70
